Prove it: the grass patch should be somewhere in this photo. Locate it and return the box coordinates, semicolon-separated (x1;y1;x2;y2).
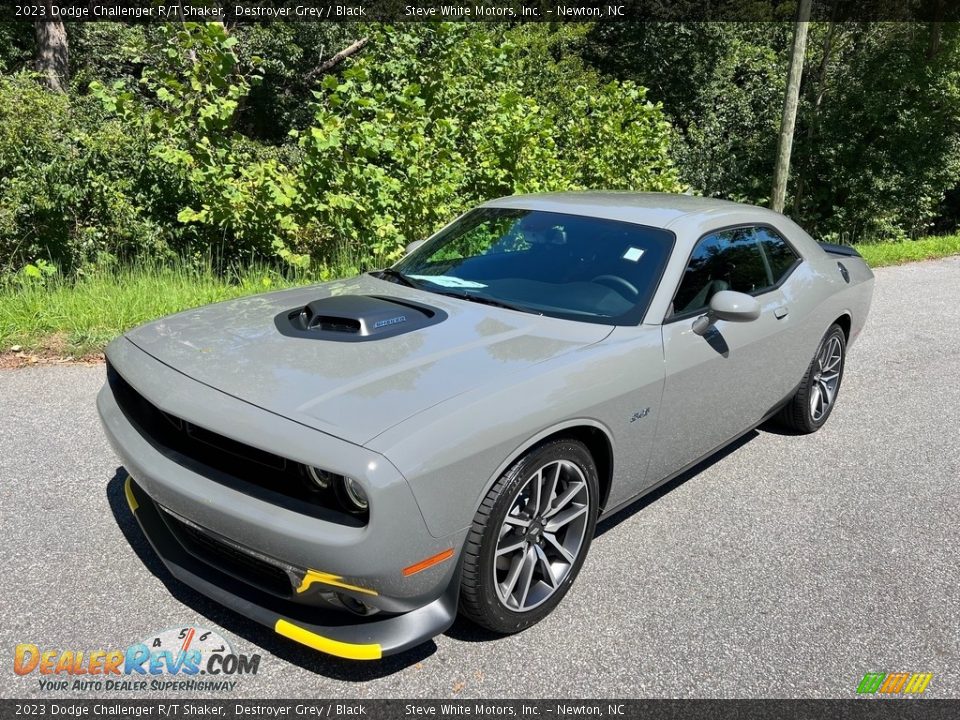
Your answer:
853;233;960;268
0;261;312;357
2;233;960;360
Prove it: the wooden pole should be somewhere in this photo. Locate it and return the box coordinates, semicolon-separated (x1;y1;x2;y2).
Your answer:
771;0;812;214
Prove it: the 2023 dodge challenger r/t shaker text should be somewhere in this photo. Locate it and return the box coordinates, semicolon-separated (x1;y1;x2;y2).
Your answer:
99;192;874;660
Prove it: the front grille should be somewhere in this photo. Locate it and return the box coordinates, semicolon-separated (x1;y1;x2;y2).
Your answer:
160;507;293;597
107;361;364;525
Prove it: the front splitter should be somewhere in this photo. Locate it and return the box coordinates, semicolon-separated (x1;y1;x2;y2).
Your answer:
124;476;458;660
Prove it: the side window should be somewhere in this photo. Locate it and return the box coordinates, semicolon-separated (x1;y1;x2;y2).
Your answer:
671;228;770;316
754;227;799;283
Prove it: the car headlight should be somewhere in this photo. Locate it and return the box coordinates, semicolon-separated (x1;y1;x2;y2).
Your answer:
339;476;368;512
306;466;334;490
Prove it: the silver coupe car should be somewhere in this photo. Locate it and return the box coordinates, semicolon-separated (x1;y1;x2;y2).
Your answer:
99;193;874;660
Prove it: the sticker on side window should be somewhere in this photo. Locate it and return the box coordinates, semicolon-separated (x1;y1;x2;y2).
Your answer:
622;247;645;262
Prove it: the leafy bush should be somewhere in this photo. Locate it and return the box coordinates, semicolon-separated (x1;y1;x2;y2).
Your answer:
508;24;680;194
793;24;960;242
297;24;680;267
585;22;960;242
0;73;172;271
2;22;681;275
92;22;308;269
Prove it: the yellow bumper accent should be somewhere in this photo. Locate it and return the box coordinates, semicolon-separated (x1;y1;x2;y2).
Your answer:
296;569;378;597
124;476;139;512
274;619;382;660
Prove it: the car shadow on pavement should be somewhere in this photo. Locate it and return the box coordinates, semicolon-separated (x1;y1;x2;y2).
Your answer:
444;429;760;645
106;468;437;681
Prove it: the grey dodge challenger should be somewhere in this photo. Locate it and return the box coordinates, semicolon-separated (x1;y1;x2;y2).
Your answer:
99;193;874;659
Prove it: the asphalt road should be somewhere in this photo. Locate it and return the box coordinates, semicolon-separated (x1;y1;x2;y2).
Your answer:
1;257;958;699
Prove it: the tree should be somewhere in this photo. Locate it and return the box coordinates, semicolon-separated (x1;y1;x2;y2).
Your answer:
584;23;790;203
792;23;960;241
770;0;811;213
33;4;69;93
297;24;681;267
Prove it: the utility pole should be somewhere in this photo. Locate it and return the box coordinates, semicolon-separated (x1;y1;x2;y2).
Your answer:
771;0;812;214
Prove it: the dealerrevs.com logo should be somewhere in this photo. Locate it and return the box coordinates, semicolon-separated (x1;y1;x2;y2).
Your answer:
13;627;260;693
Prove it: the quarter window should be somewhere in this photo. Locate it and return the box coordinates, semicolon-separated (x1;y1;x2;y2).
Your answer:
671;226;799;317
754;226;800;282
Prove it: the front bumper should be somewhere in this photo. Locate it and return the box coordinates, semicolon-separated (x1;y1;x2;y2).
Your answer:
99;338;465;658
123;476;457;659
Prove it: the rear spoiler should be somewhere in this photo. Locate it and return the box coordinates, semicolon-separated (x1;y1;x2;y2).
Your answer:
818;242;861;258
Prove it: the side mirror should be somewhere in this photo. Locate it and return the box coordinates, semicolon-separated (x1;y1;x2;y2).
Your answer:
692;290;760;336
405;239;426;255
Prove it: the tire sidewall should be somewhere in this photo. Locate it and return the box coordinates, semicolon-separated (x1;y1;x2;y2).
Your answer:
474;440;599;632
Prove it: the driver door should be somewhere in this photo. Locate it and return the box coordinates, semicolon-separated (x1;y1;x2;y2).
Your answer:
646;226;798;482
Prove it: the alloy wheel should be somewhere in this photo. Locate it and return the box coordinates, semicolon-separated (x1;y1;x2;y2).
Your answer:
810;335;843;422
493;459;591;612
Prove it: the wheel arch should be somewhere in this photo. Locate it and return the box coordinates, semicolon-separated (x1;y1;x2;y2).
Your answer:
833;312;852;341
477;420;616;517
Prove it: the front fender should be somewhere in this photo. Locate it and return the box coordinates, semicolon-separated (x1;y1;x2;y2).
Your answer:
367;329;664;538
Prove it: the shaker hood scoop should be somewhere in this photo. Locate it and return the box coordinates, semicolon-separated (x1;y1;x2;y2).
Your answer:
124;275;612;445
275;293;447;342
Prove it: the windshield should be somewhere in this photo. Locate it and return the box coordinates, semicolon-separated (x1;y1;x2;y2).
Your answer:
391;208;674;324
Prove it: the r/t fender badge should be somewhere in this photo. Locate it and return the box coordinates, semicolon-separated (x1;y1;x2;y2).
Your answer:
630;408;650;423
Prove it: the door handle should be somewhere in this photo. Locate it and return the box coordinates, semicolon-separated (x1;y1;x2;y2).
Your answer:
774;306;789;319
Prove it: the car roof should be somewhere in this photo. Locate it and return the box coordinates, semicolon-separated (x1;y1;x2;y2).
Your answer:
482;191;787;232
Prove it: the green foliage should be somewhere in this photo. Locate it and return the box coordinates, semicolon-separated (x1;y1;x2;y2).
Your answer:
498;24;682;193
5;18;960;259
793;24;960;242
19;259;59;286
297;25;555;265
296;24;680;267
91;22;308;269
0;21;32;74
0;72;172;271
2;22;679;275
587;23;789;204
587;22;960;242
231;23;360;141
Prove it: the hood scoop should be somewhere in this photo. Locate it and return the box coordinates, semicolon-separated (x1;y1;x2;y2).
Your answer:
275;294;446;342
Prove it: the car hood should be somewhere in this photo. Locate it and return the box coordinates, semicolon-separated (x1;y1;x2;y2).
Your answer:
125;274;612;445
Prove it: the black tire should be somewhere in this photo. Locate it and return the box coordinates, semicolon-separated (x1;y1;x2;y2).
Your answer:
776;323;846;433
459;439;599;634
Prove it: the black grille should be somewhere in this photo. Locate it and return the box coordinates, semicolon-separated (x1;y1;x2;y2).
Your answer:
107;361;365;525
160;509;292;597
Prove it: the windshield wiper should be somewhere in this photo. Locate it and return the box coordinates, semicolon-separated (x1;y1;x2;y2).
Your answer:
374;267;421;288
433;291;541;316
